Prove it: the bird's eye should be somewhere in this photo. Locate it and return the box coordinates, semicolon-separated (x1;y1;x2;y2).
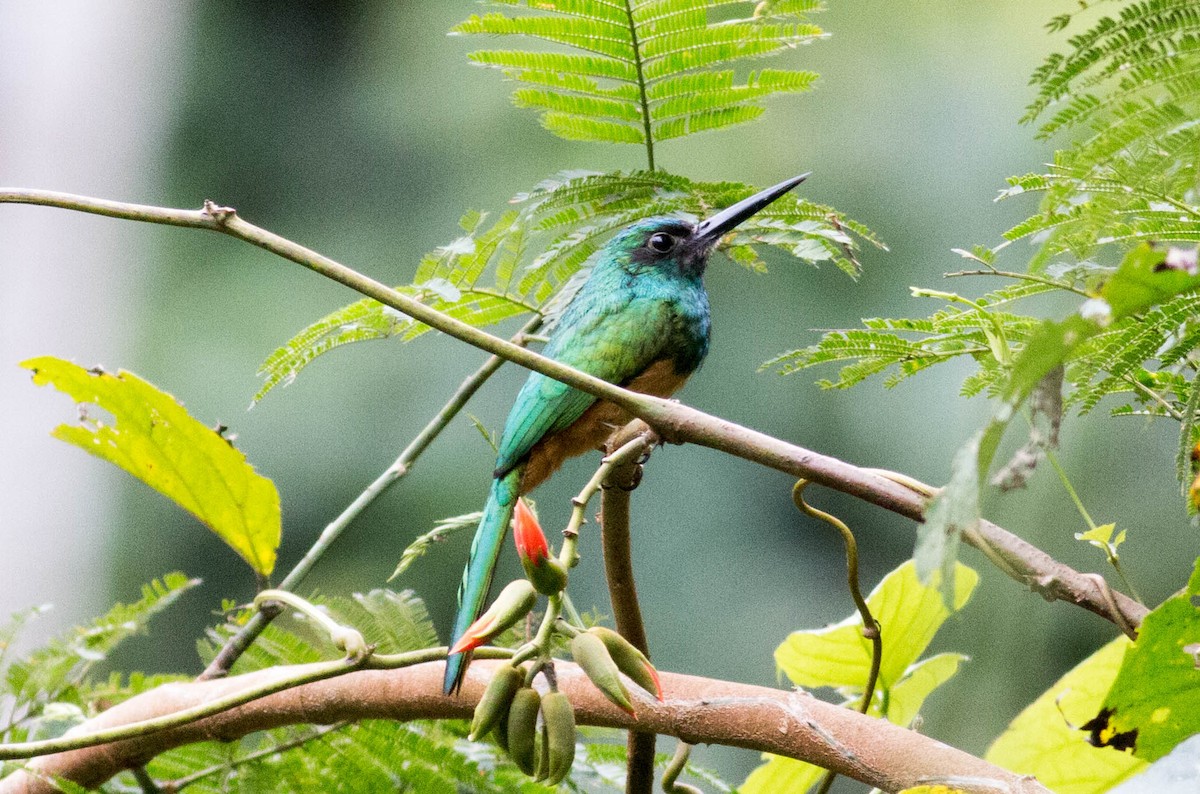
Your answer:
648;232;676;253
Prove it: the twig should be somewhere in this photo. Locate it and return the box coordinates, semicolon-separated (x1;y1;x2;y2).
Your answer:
792;481;882;794
0;660;1051;794
943;267;1092;298
661;741;701;794
0;189;1150;634
600;423;658;794
198;316;542;680
130;766;160;793
162;721;350;792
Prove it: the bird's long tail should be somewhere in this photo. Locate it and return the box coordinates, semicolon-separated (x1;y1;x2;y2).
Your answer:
444;466;522;695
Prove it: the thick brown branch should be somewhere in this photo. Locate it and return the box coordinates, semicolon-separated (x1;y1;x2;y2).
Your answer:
0;661;1049;794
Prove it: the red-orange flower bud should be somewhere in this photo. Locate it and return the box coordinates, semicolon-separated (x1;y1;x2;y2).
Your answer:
513;498;550;565
514;499;568;595
449;579;538;655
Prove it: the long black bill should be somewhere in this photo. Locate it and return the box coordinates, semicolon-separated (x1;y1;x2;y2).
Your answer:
694;172;811;247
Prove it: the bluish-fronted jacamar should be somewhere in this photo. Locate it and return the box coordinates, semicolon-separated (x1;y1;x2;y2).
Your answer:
444;174;810;694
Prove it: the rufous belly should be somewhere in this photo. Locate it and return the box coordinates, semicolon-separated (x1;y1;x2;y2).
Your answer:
520;359;688;493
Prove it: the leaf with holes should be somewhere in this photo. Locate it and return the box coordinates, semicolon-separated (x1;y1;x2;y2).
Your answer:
1092;555;1200;761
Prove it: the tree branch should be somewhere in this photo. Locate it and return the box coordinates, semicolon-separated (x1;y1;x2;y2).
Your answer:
0;189;1148;634
0;660;1050;794
601;426;656;794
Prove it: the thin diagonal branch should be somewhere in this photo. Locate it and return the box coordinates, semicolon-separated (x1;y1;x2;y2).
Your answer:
199;316;543;680
0;189;1150;633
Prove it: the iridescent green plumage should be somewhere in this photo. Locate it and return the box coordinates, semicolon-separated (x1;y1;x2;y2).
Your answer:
444;175;809;694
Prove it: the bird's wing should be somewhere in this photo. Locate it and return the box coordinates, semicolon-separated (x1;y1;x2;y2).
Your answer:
493;300;669;477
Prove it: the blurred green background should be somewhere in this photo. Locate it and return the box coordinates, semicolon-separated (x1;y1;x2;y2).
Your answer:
2;1;1193;786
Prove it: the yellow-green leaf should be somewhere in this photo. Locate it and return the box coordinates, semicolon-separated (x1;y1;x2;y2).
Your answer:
775;561;978;692
23;357;280;576
750;562;975;794
987;636;1145;793
887;652;968;727
740;753;824;794
1076;523;1116;547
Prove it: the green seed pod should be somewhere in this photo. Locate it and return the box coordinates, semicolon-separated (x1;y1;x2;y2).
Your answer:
469;662;525;741
523;556;569;596
506;687;541;776
493;705;509;752
589;626;662;700
570;631;634;715
541;691;577;785
533;722;550;782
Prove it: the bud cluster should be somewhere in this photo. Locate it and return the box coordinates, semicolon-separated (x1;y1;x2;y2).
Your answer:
469;662;576;785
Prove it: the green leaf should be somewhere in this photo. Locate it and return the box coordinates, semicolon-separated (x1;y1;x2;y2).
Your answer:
1095;555;1200;761
740;753;825;794
887;652;968;728
263;171;877;400
454;0;826;148
22;357;280;577
1100;244;1200;320
2;573;199;732
987;636;1146;793
919;245;1200;592
255;295;415;402
749;561;976;794
916;435;981;601
389;511;482;581
775;560;977;707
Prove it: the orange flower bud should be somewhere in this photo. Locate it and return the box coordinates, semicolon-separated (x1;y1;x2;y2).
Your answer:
513;498;550;565
514;499;568;595
449;579;538;655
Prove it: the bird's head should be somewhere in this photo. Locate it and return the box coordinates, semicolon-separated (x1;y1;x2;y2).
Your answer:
606;173;810;277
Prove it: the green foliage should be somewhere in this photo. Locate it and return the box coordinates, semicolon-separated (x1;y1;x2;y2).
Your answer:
742;561;976;793
23;357;282;577
772;1;1200;553
257;170;878;402
389;510;483;581
180;589;646;792
255;0;879;404
452;0;824;152
987;636;1145;792
1090;555;1200;762
1007;0;1200;265
0;573;198;777
914;244;1200;596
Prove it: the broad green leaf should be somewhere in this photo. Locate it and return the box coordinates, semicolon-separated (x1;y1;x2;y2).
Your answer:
1096;555;1200;761
775;561;977;694
749;561;975;794
1100;244;1200;320
740;753;824;794
887;652;968;728
987;636;1145;793
23;357;280;576
916;436;980;601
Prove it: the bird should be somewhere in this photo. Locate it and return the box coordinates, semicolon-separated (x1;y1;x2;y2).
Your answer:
444;174;811;695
